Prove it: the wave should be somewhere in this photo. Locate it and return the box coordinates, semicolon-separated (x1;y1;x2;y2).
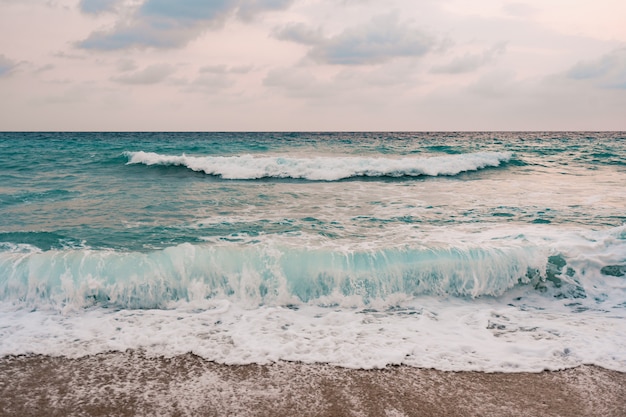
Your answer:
0;231;86;251
2;227;624;310
124;151;513;181
0;189;76;208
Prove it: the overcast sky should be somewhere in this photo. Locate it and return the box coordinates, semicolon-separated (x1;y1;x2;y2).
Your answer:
1;0;625;131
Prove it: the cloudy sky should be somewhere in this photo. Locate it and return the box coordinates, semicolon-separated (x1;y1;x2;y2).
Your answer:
1;0;625;130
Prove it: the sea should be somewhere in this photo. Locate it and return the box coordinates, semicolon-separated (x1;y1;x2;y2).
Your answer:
0;132;624;372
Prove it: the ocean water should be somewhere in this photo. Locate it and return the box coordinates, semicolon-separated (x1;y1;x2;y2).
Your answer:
0;132;625;372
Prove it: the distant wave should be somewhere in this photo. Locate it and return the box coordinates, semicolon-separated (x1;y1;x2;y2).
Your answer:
124;151;513;181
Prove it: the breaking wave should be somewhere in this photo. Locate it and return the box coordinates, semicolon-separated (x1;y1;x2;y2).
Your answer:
124;151;513;181
2;226;624;311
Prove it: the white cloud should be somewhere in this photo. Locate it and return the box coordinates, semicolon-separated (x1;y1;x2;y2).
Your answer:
0;54;18;77
261;67;326;98
263;58;423;102
186;74;235;93
502;2;538;18
467;69;520;99
35;63;55;73
273;22;324;45
275;14;436;65
78;0;294;50
431;42;507;74
567;47;626;89
79;0;120;14
181;64;256;93
237;0;293;21
1;0;626;130
199;64;253;74
53;51;87;60
116;58;138;72
110;63;175;84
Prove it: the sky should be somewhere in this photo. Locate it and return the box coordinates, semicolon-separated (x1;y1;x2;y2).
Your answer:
0;0;625;131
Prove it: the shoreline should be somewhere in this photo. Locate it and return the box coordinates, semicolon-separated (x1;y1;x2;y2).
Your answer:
0;352;624;417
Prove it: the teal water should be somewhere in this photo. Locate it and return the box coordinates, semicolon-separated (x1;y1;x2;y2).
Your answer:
1;132;624;252
0;132;625;371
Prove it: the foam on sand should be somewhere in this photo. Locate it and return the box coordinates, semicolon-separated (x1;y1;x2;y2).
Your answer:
1;352;624;417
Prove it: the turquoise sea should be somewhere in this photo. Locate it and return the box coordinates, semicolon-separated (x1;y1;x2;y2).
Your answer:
1;132;625;371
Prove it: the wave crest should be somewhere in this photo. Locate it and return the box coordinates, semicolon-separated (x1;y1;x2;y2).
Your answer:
0;242;558;310
124;151;512;181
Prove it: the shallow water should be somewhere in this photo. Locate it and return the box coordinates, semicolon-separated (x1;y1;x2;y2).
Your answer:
1;132;625;371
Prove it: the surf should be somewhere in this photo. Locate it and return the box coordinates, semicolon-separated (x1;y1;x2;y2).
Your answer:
1;225;624;311
124;151;513;181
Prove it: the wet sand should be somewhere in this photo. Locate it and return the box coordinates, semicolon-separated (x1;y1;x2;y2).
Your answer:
0;351;624;417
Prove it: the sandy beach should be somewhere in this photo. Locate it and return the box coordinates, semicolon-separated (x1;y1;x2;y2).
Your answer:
0;351;624;417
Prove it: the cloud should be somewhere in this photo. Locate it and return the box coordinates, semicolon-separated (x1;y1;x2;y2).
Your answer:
467;70;520;98
116;58;138;72
199;64;253;74
35;64;55;74
79;19;211;50
139;0;234;21
275;15;436;65
110;63;175;84
263;67;324;97
181;64;253;93
183;64;253;93
36;83;100;106
78;0;294;50
263;59;421;100
502;3;538;18
79;0;119;14
431;42;507;74
53;51;86;60
0;54;18;77
237;0;293;21
273;22;324;45
186;74;235;93
567;48;626;89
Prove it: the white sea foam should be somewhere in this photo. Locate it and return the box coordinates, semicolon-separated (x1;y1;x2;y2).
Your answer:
1;225;624;309
3;132;626;374
0;295;623;372
124;151;512;180
0;241;542;309
0;225;624;372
